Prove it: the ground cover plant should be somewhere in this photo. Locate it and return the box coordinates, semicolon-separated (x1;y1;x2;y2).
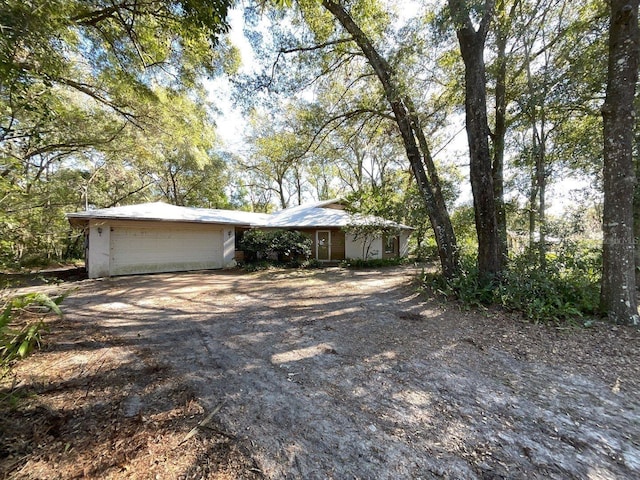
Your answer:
421;241;603;324
0;293;63;367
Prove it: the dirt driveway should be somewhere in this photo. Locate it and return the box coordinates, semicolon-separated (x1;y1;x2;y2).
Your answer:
3;266;640;479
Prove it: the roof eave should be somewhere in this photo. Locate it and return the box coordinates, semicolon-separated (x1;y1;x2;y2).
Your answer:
66;214;254;228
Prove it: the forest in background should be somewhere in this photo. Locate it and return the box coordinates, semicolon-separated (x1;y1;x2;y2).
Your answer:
1;0;638;324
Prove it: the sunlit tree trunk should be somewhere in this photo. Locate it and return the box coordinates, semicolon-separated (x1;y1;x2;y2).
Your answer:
528;167;537;247
295;167;303;206
520;3;552;268
276;173;287;209
491;0;522;265
600;0;640;325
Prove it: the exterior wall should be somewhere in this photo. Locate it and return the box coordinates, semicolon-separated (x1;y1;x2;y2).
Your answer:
223;227;236;267
331;230;346;260
399;231;411;257
88;220;111;279
369;237;383;259
295;228;345;261
347;232;411;260
345;234;383;260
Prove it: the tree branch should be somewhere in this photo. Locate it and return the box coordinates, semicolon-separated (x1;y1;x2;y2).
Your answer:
279;37;354;55
72;1;141;27
56;78;142;128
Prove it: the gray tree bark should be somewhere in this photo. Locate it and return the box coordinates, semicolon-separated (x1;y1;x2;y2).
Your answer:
600;0;640;325
634;131;640;288
493;21;509;264
448;0;503;285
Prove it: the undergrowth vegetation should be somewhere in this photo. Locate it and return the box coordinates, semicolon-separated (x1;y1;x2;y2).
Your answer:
240;258;324;272
340;257;409;268
1;293;64;373
422;241;602;323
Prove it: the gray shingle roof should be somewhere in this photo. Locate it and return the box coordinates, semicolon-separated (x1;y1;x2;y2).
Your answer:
67;202;270;226
267;199;412;229
67;200;413;230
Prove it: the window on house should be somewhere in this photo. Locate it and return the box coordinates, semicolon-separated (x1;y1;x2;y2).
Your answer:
385;235;397;254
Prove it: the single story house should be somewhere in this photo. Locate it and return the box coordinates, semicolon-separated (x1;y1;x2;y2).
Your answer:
67;199;413;278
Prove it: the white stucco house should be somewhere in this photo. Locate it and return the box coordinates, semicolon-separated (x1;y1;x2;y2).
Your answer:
67;199;413;278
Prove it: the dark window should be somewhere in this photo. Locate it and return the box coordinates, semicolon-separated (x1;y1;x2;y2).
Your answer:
235;229;244;250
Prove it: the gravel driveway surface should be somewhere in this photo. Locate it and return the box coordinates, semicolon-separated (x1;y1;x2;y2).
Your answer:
59;266;640;479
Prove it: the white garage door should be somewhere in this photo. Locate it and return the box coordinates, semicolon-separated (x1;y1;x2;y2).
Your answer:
110;224;223;276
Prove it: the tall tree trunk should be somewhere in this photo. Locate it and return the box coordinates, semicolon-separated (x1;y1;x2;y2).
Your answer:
493;26;509;264
600;0;640;325
536;117;546;268
448;0;502;285
295;167;303;205
528;168;537;247
492;0;518;264
634;130;640;289
169;167;180;205
276;175;287;209
322;0;459;279
523;24;549;267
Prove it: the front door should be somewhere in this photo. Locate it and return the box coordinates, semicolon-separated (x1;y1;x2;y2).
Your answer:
317;230;330;261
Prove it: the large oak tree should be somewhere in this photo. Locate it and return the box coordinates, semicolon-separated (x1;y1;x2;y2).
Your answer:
447;0;504;284
600;0;640;325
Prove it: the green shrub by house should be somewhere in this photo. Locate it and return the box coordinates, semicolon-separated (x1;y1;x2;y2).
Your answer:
240;230;312;264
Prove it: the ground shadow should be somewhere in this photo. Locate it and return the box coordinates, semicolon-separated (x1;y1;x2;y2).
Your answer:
2;265;639;479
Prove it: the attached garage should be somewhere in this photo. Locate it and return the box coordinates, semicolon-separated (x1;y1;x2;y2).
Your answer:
67;202;269;278
109;222;224;276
